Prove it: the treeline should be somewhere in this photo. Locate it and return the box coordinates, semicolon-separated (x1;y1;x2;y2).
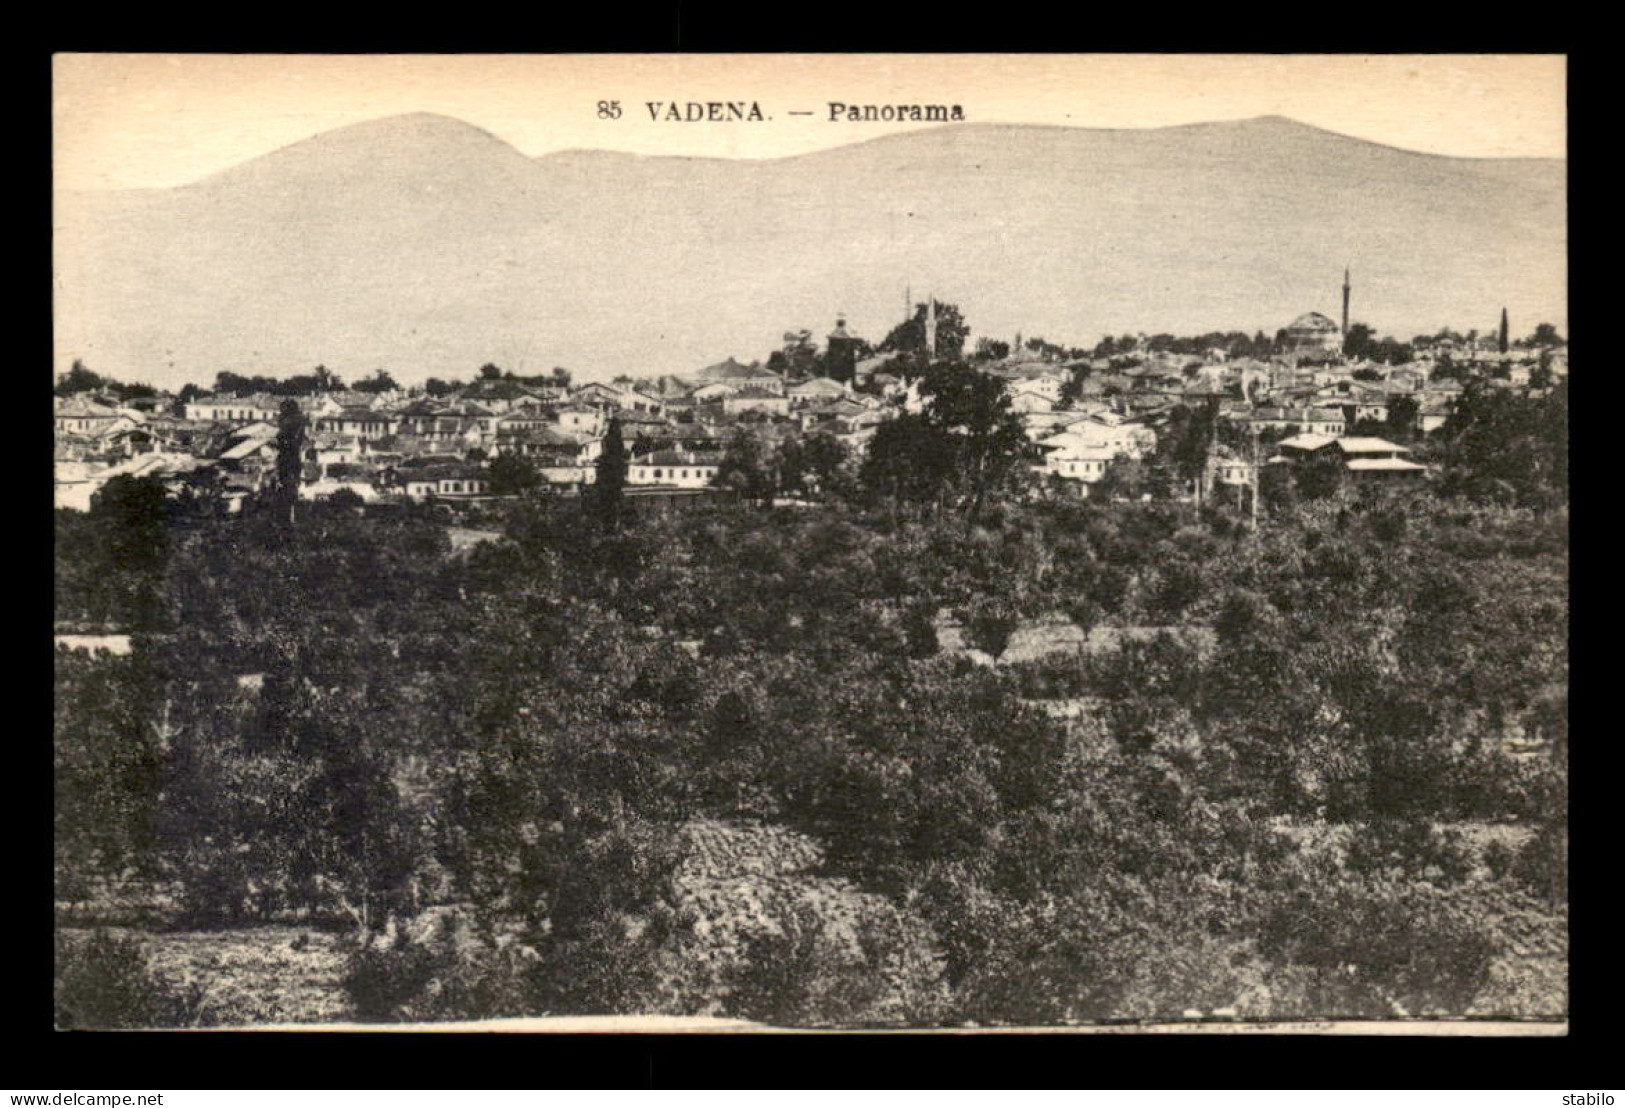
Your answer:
56;361;575;405
55;360;158;401
1093;331;1277;360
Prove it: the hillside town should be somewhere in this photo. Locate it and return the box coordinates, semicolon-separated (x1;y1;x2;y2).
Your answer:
54;289;1570;1031
53;292;1570;518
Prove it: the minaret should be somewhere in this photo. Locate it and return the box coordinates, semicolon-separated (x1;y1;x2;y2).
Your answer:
1341;267;1351;338
925;294;938;359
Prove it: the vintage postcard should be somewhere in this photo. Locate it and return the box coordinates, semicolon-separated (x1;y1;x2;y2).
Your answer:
52;53;1567;1033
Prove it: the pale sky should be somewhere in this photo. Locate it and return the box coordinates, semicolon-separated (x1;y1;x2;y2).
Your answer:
55;53;1566;190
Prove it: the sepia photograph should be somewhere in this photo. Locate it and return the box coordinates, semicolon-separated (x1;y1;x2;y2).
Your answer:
51;53;1568;1033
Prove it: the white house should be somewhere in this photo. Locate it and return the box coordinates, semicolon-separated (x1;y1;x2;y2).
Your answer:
185;396;282;424
723;388;791;417
1007;389;1056;414
299;480;380;502
628;450;724;488
1044;447;1117;487
786;377;850;405
401;464;491;500
1039;418;1154;461
554;404;606;437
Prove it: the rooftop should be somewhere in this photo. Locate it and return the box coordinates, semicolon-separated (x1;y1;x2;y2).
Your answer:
637;449;725;467
1345;457;1428;471
1277;433;1338;452
1336;436;1411;455
1288;312;1340;333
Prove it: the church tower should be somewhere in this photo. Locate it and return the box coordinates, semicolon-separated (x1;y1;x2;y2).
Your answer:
1341;267;1351;338
826;314;861;383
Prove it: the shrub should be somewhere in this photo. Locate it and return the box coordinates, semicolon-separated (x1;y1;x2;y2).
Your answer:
723;900;949;1028
1149;559;1205;620
1512;823;1567;905
343;934;440;1021
963;597;1020;658
1344;821;1477;886
1482;838;1517;881
1214;588;1279;645
1258;873;1499;1017
901;600;940;658
55;930;207;1029
341;910;538;1022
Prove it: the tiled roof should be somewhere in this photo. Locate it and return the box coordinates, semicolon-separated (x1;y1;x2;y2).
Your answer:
500;427;588;447
1335;436;1410;455
697;357;776;381
398;453;466;469
1277;433;1338;452
638;450;724;467
788;377;847;394
404;463;486;482
55;396;124;418
1345;457;1427;471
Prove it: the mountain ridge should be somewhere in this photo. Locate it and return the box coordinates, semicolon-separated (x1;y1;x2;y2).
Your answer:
53;112;1567;388
62;113;1566;199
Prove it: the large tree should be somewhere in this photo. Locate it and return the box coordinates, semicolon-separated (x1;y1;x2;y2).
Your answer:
1385;394;1421;442
488;453;540;497
1528;323;1564;348
351;369;400;395
1343;322;1376;360
594;417;629;531
918;362;1034;524
776;432;848;500
274;399;307;526
716;430;778;508
880;301;969;362
768;330;823;379
55;360;110;397
859;412;959;518
1157;400;1219;496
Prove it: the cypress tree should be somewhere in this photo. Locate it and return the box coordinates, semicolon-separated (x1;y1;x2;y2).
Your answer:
274;399;307;526
595;416;628;532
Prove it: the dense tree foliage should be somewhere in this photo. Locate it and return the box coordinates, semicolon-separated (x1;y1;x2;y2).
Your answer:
880;301;970;361
55;383;1567;1026
55;360;158;400
350;369;401;394
1435;380;1568;507
214;367;344;396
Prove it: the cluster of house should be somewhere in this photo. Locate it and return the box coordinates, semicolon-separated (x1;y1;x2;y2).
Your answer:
987;331;1566;497
52;354;900;512
53;313;1567;512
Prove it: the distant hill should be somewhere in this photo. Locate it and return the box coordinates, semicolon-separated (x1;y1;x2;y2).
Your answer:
54;113;1566;389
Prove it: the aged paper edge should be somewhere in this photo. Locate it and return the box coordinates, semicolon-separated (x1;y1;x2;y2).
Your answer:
202;1019;1568;1035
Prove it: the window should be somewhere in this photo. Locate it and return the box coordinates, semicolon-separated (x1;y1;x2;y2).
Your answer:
654;469;663;480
